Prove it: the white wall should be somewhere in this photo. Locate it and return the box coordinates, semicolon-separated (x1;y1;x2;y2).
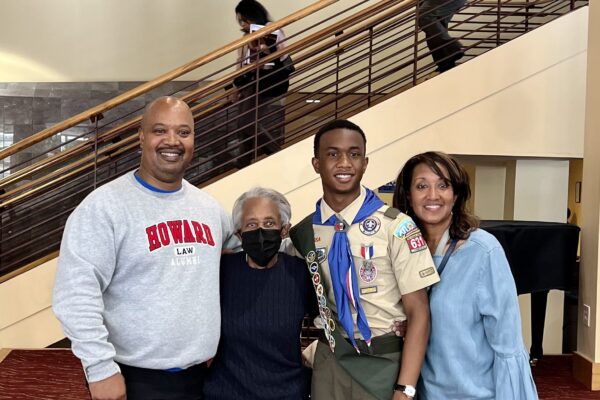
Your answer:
474;164;507;220
513;160;570;223
0;0;364;82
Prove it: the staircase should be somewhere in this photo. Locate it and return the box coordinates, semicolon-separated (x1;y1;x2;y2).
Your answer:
0;0;589;347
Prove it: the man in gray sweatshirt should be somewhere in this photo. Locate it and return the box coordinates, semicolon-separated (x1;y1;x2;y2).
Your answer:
53;96;237;400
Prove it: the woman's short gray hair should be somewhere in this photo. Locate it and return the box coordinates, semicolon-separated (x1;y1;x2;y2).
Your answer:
232;187;292;231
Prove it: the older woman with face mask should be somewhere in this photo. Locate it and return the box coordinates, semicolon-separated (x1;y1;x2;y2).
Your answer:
203;187;316;400
393;151;538;400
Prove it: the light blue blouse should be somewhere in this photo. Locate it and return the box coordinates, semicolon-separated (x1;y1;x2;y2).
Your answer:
418;229;538;400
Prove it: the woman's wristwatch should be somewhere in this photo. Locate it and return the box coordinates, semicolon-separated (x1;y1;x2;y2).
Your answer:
394;384;416;398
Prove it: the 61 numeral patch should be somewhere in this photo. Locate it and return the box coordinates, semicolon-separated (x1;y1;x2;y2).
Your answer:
407;233;427;253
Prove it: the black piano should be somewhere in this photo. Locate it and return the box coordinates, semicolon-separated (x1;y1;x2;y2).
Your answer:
480;220;580;361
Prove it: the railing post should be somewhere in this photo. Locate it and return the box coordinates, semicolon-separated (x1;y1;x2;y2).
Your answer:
90;113;103;190
335;31;342;119
496;0;501;47
525;0;530;33
413;0;420;86
368;26;374;108
254;64;260;163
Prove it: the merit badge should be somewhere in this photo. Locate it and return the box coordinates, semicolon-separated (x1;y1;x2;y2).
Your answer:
319;295;327;307
328;318;336;331
316;247;327;263
394;218;417;239
319;306;328;318
406;232;427;253
309;261;319;274
359;216;381;236
320;310;327;322
329;335;336;350
316;283;324;296
306;251;316;263
312;272;321;285
324;307;332;319
360;261;378;283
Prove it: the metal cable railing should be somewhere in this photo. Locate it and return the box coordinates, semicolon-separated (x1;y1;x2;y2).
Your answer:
0;0;588;280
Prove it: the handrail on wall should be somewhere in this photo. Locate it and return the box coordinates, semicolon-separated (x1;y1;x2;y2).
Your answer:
0;0;406;196
0;0;587;281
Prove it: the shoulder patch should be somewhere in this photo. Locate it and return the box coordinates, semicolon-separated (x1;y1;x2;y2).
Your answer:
393;218;417;239
406;231;428;253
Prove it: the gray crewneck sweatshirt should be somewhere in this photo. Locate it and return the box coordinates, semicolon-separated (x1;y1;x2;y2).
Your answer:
53;171;236;382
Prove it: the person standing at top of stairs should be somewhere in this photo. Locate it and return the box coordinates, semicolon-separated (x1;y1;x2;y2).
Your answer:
418;0;466;72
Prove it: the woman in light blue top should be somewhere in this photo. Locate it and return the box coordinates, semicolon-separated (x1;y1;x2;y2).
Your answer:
393;151;538;400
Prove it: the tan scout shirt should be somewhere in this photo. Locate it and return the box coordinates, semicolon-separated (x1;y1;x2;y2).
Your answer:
313;186;440;338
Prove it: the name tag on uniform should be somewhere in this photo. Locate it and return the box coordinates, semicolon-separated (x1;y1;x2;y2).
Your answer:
360;286;378;295
419;267;436;278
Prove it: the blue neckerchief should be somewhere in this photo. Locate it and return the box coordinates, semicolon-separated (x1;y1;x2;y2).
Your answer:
313;188;384;350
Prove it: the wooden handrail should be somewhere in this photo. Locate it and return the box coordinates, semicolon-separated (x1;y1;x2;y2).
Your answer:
0;0;408;208
0;0;582;281
2;0;410;207
0;0;457;205
0;0;551;191
0;0;337;162
0;0;565;197
0;0;404;194
479;0;556;4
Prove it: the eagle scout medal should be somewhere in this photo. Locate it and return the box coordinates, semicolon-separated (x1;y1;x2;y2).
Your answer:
359;216;381;236
359;243;377;283
360;261;377;283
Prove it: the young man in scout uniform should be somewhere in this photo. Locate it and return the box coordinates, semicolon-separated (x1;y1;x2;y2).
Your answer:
290;119;439;400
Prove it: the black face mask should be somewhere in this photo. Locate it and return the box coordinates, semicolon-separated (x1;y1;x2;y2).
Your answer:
240;228;282;267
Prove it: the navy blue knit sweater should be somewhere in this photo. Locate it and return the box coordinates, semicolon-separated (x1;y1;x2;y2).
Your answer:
203;252;316;400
